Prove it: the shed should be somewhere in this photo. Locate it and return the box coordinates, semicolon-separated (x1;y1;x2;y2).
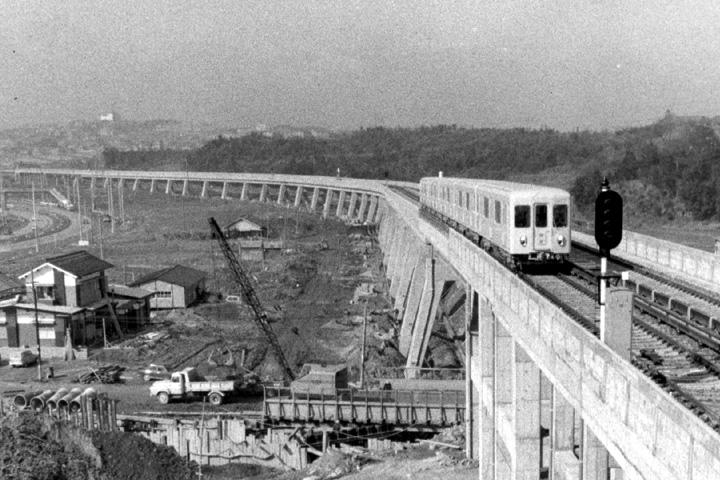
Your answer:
128;265;206;309
223;218;265;239
0;301;88;349
109;284;154;329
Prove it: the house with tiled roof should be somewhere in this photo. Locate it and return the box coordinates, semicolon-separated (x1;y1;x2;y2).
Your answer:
18;251;114;308
0;251;116;353
129;265;206;309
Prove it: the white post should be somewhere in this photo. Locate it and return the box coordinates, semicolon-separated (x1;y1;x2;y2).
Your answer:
600;255;607;340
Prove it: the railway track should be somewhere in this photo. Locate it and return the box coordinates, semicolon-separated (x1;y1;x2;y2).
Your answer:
526;268;720;432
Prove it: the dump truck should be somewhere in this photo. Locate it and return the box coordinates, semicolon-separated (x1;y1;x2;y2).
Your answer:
149;367;243;405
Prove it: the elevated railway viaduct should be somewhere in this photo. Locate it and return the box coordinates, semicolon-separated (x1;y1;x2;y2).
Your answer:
12;168;720;479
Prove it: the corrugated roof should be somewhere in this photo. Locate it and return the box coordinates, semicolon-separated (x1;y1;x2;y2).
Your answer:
15;303;85;314
45;251;114;278
129;265;206;289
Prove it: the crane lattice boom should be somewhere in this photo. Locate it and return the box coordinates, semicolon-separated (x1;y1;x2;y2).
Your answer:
208;217;295;382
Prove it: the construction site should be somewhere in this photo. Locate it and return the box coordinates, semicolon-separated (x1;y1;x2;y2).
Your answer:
0;177;474;480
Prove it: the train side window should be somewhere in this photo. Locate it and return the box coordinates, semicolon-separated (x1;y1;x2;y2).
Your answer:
514;205;530;228
535;205;548;228
465;192;470;209
484;197;489;218
553;205;568;227
495;200;502;224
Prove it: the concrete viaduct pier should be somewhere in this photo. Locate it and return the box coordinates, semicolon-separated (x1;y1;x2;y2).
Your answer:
11;168;720;479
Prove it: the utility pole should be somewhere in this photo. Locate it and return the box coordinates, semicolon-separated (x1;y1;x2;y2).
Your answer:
32;182;39;253
31;269;43;381
360;302;368;389
108;180;115;233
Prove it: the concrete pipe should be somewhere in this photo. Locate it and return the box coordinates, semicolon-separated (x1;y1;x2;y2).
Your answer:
70;387;97;413
46;388;69;411
13;390;45;409
29;390;55;412
57;388;83;411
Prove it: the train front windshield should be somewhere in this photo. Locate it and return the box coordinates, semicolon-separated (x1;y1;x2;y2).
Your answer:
553;205;568;228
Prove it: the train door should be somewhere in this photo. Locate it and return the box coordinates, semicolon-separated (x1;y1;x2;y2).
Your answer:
533;204;550;250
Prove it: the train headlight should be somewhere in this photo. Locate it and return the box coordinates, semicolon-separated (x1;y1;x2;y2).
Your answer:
519;235;527;247
557;235;566;246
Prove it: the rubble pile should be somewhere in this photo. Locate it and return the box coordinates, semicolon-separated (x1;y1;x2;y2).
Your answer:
0;412;195;480
75;364;125;384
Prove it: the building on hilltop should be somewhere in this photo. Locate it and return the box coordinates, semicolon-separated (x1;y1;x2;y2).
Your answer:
129;265;206;309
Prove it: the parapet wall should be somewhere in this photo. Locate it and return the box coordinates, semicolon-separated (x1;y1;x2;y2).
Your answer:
451;229;720;480
573;230;720;295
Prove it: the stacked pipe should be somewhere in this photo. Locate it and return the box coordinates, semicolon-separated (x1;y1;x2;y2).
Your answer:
13;390;44;409
46;388;69;412
70;388;96;413
29;390;55;412
57;388;83;412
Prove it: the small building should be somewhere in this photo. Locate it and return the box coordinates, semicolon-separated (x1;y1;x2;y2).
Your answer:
108;284;153;330
223;218;265;239
0;251;115;349
0;300;89;349
129;265;206;309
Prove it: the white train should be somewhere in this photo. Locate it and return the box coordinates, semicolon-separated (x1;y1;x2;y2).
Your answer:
419;176;571;269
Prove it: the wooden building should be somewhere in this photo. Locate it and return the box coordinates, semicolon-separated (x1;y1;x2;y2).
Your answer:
129;265;206;309
108;284;153;330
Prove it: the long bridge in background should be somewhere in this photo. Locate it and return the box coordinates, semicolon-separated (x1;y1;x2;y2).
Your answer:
9;167;720;480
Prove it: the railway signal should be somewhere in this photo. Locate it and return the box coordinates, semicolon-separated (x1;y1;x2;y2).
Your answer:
594;178;623;252
594;178;624;344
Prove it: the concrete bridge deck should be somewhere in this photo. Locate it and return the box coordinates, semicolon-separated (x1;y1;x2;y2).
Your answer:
10;167;720;479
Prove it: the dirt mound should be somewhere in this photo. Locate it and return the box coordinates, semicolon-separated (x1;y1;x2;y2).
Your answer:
0;412;194;480
91;430;194;480
0;413;100;480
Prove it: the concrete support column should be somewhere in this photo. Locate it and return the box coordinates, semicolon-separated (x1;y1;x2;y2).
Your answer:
466;289;480;460
582;425;608;480
201;181;208;198
323;189;333;218
259;183;268;202
385;225;406;282
90;177;96;189
132;178;139;191
150;179;156;193
494;320;513;480
479;297;495;478
336;191;347;217
388;228;411;299
294;186;303;208
403;255;434;365
103;177;109;188
551;388;579;480
277;184;286;204
165;179;171;194
392;237;421;319
310;187;320;211
241;183;248;201
182;179;189;196
221;182;228;199
397;252;425;352
348;192;358;219
366;195;378;223
513;343;541;479
358;193;369;222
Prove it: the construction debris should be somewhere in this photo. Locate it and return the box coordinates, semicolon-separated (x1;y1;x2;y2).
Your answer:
75;365;125;384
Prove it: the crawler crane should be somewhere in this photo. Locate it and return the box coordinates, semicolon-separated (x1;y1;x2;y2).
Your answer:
208;217;295;382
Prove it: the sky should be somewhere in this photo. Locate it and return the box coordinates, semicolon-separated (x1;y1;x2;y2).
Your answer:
1;0;719;132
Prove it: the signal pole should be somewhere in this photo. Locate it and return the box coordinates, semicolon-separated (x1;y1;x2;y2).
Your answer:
595;177;623;341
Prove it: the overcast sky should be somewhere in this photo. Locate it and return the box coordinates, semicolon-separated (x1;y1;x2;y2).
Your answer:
2;0;719;131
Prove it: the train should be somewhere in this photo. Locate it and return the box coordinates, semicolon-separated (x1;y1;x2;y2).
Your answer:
419;175;571;270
